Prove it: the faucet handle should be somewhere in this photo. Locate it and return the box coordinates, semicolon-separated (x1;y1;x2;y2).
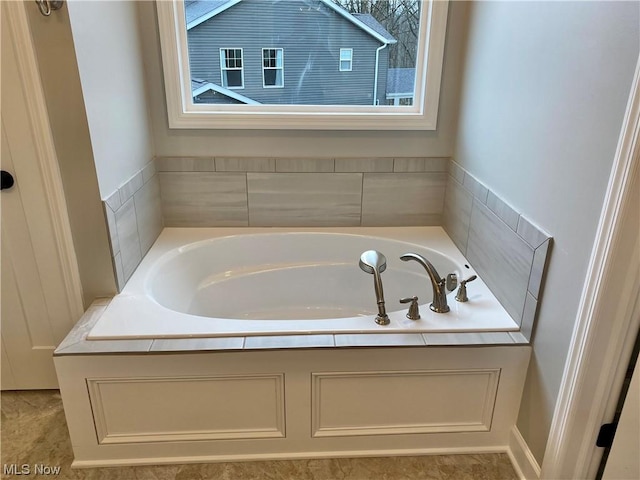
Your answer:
446;273;458;292
455;275;478;302
400;296;420;320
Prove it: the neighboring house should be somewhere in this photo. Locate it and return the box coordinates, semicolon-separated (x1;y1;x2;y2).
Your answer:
386;67;415;105
186;0;396;105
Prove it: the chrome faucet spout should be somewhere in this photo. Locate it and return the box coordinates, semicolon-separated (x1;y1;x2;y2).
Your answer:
359;250;390;325
400;252;450;313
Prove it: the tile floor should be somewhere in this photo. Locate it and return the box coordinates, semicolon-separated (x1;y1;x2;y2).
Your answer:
1;390;519;480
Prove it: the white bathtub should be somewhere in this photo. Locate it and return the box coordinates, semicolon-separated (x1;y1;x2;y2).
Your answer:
88;227;519;339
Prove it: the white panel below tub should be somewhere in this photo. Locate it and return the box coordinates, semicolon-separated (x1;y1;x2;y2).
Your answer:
55;346;531;467
87;374;285;444
312;369;499;437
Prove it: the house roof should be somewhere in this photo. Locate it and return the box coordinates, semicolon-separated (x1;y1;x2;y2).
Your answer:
191;78;261;104
386;68;415;96
352;13;395;44
185;0;241;28
186;0;396;44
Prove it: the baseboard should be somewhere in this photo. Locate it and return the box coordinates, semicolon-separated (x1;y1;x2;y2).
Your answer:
508;426;541;480
70;446;508;468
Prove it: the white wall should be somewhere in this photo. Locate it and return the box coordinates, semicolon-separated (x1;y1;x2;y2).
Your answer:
26;1;116;305
453;1;639;463
67;0;153;198
137;1;466;158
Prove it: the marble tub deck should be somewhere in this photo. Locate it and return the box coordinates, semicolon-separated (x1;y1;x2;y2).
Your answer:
1;390;518;480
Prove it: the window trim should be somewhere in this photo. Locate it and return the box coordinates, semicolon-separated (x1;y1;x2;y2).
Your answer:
339;48;353;72
219;47;244;89
262;48;284;89
157;0;449;130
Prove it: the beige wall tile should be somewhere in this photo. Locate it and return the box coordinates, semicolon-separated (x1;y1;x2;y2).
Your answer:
423;332;515;345
462;172;489;204
275;158;334;172
528;238;551;299
155;157;215;172
215;157;275;172
509;332;530;344
118;171;143;205
134;175;163;254
244;335;335;349
114;198;142;281
335;157;393;172
113;252;125;292
466;202;534;322
394;157;449;172
159;172;248;226
335;334;425;347
247;173;362;226
443;176;473;253
104;189;121;212
520;292;538;341
517;215;551;249
58;335;153;353
449;161;466;184
361;173;446;226
151;337;245;351
486;191;519;231
103;203;119;256
141;160;157;183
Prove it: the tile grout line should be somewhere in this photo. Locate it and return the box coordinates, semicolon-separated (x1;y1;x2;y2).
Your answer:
359;172;365;226
245;172;250;226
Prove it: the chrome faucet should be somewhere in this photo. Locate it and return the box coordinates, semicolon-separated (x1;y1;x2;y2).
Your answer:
400;252;450;313
359;250;390;325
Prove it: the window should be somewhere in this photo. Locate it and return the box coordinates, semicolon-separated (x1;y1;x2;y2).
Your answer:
158;0;449;130
339;48;353;72
220;48;244;88
262;48;284;88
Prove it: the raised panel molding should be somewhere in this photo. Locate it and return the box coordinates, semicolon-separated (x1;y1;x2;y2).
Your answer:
311;369;500;437
88;374;285;444
55;347;531;465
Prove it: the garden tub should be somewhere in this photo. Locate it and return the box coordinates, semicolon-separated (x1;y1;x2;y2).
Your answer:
88;227;518;340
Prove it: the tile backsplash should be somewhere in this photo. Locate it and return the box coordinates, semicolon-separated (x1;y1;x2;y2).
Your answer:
103;160;163;291
443;161;552;341
155;156;449;227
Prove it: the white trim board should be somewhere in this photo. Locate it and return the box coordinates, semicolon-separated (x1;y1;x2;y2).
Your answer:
541;55;640;479
70;446;510;469
508;427;541;480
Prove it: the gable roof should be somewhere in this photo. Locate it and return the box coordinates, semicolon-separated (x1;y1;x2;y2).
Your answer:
185;0;241;29
186;0;396;44
191;78;261;104
352;13;395;44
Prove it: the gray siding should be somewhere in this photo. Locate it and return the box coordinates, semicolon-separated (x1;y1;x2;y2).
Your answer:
376;47;389;105
187;0;388;105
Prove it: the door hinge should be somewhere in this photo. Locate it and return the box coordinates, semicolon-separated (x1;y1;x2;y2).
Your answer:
596;422;617;448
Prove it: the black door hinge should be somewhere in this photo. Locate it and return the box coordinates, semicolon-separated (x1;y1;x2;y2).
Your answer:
596;422;617;448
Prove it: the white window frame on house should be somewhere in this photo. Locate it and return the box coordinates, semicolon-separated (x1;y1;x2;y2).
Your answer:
220;48;244;89
339;48;353;72
262;48;284;88
157;0;449;130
